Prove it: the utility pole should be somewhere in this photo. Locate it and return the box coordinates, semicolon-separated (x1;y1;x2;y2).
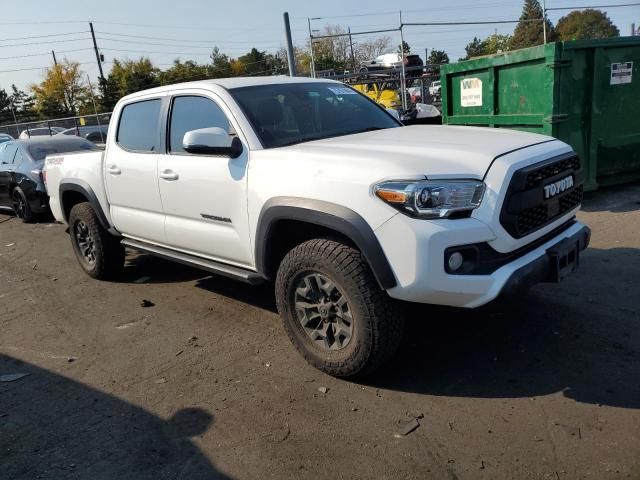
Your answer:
283;12;297;76
89;21;105;83
632;23;637;36
51;50;58;66
542;0;547;44
307;18;316;78
399;11;407;112
348;27;356;72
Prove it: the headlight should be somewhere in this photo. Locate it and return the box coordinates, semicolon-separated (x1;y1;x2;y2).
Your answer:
374;179;485;219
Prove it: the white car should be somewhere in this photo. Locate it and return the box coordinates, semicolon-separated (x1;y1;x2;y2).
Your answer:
429;80;441;97
19;126;66;139
44;76;590;377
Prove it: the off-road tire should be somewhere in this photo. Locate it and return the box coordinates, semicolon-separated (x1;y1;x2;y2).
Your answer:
275;238;403;378
68;202;124;279
12;187;34;223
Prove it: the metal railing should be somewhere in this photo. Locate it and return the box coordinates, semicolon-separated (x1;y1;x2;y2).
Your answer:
0;112;112;143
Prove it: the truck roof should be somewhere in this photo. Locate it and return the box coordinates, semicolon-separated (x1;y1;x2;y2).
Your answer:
121;75;338;102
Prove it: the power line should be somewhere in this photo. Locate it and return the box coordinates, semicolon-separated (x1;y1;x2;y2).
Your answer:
96;31;281;46
0;48;94;61
0;61;96;74
97;37;280;50
546;2;640;10
0;31;89;42
0;37;90;49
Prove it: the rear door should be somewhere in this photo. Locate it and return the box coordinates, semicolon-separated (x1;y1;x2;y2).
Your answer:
0;143;18;206
157;92;252;266
104;96;166;243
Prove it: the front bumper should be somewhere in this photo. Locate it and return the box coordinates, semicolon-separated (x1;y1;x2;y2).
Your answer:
375;213;590;308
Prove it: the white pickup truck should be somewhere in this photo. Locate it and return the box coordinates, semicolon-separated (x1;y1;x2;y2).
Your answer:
44;76;590;377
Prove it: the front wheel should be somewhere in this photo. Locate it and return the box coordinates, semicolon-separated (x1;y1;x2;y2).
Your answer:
68;202;124;279
275;238;404;378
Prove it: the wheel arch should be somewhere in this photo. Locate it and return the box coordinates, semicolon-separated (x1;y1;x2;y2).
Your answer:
255;197;397;290
59;180;110;230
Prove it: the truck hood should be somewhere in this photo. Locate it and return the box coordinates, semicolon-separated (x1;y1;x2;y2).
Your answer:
282;125;556;179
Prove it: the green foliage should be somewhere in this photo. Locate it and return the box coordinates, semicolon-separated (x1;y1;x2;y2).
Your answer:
463;37;487;60
0;89;12;124
556;9;619;40
159;60;210;85
209;47;233;78
398;41;411;54
510;0;554;50
427;49;450;65
106;58;160;99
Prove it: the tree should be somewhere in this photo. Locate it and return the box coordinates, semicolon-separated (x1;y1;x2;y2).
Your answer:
427;49;450;65
107;58;160;99
159;60;210;85
0;89;13;124
354;36;391;64
463;37;488;60
9;85;36;121
484;34;512;55
398;41;411;54
31;60;90;117
510;0;554;50
209;47;233;78
556;9;619;40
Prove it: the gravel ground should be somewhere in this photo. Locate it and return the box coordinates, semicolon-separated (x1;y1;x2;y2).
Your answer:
1;183;639;480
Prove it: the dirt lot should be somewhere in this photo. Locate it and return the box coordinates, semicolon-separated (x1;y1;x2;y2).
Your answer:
1;184;639;480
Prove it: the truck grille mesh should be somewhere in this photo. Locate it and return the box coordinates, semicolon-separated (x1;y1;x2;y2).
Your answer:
524;157;581;189
500;154;582;238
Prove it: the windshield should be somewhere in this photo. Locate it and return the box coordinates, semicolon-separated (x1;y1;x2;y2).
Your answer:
28;138;98;161
229;82;400;149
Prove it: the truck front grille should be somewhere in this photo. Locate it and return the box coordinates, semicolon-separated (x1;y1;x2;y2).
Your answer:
500;153;583;238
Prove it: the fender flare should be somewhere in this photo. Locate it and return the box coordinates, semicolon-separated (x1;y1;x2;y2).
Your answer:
255;197;397;290
59;179;111;230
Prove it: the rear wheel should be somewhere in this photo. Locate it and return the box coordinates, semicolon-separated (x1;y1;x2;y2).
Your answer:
12;187;34;223
275;238;403;378
68;202;124;279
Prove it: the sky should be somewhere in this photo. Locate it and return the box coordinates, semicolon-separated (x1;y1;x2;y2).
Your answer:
1;0;638;92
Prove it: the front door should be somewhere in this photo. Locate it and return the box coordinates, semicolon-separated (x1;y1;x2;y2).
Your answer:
104;96;166;244
157;93;252;267
0;143;18;207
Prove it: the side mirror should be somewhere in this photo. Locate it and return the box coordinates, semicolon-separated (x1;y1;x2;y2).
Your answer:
182;127;243;158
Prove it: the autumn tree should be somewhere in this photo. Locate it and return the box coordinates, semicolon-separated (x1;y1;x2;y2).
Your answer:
31;60;90;117
556;9;619;40
510;0;554;50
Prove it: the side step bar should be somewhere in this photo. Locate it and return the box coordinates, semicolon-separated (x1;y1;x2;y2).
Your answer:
121;238;264;285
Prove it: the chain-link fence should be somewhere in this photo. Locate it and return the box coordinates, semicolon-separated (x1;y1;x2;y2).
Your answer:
0;112;112;144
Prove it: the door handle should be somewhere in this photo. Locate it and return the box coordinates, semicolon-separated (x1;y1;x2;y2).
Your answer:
159;170;179;181
107;165;121;175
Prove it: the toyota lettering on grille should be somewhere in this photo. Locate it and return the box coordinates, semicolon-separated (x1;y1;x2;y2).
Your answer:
544;175;574;199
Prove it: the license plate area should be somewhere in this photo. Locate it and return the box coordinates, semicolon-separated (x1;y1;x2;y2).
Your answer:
547;237;580;282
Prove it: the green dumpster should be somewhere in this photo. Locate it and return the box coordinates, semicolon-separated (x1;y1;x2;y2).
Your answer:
441;37;640;190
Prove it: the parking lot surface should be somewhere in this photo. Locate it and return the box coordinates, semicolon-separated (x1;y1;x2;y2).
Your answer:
1;184;639;480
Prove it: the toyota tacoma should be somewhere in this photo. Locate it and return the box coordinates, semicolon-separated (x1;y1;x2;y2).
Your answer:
43;76;590;377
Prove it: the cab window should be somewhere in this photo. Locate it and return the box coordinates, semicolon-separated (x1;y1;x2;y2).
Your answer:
169;96;230;154
117;99;162;152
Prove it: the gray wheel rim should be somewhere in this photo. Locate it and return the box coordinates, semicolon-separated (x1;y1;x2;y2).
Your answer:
12;191;25;219
294;272;353;351
75;220;96;266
